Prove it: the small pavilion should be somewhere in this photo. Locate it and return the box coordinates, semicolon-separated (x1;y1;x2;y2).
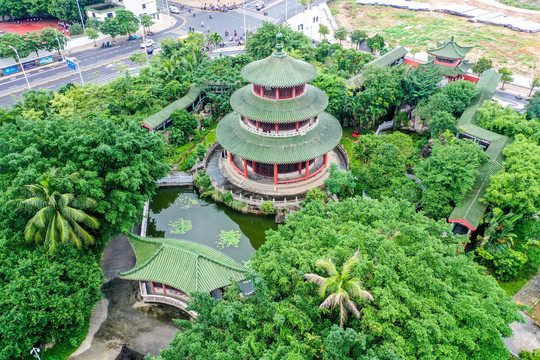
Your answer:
420;37;475;82
120;234;247;315
216;34;342;188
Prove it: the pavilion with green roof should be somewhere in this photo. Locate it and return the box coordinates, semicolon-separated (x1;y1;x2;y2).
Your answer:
216;34;342;186
119;234;247;310
420;37;474;81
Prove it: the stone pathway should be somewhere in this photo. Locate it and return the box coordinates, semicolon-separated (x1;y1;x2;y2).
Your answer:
69;235;186;359
515;272;540;307
504;271;540;357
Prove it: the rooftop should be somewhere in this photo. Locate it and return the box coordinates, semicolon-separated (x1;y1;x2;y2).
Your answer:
230;84;328;123
427;37;473;59
119;234;248;294
241;33;318;87
217;112;342;163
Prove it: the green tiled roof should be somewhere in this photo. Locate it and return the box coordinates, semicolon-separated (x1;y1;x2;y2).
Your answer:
428;37;473;59
346;47;407;88
230;85;328;123
119;234;247;294
241;35;317;87
217;112;342;163
142;85;205;130
420;58;473;76
449;70;512;231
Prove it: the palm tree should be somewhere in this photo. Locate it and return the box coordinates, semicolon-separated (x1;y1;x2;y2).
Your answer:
9;169;100;252
478;212;522;254
304;251;373;327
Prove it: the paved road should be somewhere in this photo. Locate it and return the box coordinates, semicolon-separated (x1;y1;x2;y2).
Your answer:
494;90;529;113
0;0;315;107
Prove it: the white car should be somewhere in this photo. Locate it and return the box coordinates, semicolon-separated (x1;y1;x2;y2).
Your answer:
169;6;180;13
140;39;155;48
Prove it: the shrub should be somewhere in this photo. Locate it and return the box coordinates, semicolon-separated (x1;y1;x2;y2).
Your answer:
304;188;327;204
223;191;234;204
194;171;213;192
493;249;528;281
169;128;186;146
70;23;84;36
260;201;275;215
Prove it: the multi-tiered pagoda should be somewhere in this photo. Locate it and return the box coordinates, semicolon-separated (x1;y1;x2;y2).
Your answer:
420;37;474;82
216;34;342;188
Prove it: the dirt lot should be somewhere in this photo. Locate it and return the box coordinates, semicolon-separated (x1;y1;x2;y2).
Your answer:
331;0;540;77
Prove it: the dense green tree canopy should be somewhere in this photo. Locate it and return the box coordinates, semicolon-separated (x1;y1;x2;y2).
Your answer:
246;21;312;59
485;135;540;215
414;139;487;219
476;101;540;142
0;115;169;238
160;198;521;360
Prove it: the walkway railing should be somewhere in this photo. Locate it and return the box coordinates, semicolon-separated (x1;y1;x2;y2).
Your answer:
139;281;198;317
209;179;303;208
156;174;194;186
240;120;316;138
336;144;350;170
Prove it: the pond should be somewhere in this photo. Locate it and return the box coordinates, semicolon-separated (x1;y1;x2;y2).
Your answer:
147;186;278;264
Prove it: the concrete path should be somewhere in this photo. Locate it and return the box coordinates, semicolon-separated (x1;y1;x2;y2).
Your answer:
68;235;186;359
504;271;540;357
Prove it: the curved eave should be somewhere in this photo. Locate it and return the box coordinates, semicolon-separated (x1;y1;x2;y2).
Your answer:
217;112;342;163
241;55;318;87
230;85;328;123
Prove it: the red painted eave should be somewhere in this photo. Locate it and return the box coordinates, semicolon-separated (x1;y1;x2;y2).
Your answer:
448;219;476;232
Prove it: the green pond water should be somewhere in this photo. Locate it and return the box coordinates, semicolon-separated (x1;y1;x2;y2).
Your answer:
147;186;278;264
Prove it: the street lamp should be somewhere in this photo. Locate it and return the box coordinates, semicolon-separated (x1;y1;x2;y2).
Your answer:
137;17;150;64
75;0;86;33
8;45;31;90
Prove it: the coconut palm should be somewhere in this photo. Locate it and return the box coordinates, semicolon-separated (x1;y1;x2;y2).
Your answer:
304;251;373;327
9;169;100;252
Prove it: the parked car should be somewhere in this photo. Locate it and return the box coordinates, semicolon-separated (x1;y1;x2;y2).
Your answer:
169;6;180;13
255;1;264;10
140;39;155;48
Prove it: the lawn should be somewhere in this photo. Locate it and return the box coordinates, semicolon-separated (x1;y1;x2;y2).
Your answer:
41;318;90;360
331;1;540;78
498;261;539;297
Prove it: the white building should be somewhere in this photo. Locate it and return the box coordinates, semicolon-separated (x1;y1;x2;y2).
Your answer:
85;0;158;21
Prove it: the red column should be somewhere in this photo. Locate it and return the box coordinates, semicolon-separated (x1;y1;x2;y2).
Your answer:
323;153;328;166
276;88;280;100
253;161;257;173
275;123;279;133
162;283;167;295
298;162;302;174
243;158;248;178
305;160;310;179
292;86;296;98
256;120;259;131
150;281;155;293
274;163;278;185
229;152;233;164
296;121;299;132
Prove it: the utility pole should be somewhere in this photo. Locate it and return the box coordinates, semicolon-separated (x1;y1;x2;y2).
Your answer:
75;0;86;32
286;0;288;22
164;0;172;24
8;45;31;90
243;0;247;36
137;17;150;63
54;28;65;61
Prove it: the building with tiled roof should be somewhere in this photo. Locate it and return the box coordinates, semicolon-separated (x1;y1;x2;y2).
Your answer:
217;33;342;186
119;234;247;314
420;37;475;81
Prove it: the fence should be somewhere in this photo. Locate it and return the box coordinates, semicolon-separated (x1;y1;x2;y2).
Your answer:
210;179;303;208
375;121;394;135
139;281;197;317
335;144;350;171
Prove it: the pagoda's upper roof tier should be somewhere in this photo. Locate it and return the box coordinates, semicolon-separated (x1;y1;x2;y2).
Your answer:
241;33;317;87
230;84;328;123
217;112;342;164
420;58;474;76
427;37;473;59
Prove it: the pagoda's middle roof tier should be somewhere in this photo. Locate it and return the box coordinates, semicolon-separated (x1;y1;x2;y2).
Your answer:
241;54;318;87
217;111;342;164
230;85;328;123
